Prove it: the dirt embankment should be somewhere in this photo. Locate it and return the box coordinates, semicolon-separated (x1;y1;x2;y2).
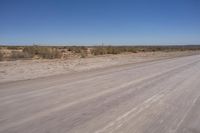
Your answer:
0;51;200;83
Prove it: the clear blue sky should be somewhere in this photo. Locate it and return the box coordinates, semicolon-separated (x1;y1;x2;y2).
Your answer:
0;0;200;45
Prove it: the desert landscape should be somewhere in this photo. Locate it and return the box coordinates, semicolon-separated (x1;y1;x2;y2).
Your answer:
0;47;200;133
1;0;200;132
1;45;200;83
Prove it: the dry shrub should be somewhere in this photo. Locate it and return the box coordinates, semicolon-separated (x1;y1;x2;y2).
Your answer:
91;46;137;55
6;46;23;50
23;46;62;59
91;46;107;55
0;51;3;61
2;45;200;60
11;51;32;59
80;50;88;58
68;46;87;53
67;46;88;58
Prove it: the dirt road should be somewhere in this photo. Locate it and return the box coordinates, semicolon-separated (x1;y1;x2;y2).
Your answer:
0;55;200;133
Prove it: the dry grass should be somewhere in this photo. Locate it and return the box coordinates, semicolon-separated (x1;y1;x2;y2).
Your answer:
90;45;200;55
0;51;3;61
91;46;138;55
11;51;30;59
0;45;200;61
23;46;61;59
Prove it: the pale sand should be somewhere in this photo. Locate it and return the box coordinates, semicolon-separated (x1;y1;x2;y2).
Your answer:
0;51;199;83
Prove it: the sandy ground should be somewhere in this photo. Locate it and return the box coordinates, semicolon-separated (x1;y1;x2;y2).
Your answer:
0;51;200;83
0;54;200;133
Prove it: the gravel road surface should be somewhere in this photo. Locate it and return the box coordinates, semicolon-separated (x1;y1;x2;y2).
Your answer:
0;55;200;133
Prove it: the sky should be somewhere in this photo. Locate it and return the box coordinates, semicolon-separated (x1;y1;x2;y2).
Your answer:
0;0;200;45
